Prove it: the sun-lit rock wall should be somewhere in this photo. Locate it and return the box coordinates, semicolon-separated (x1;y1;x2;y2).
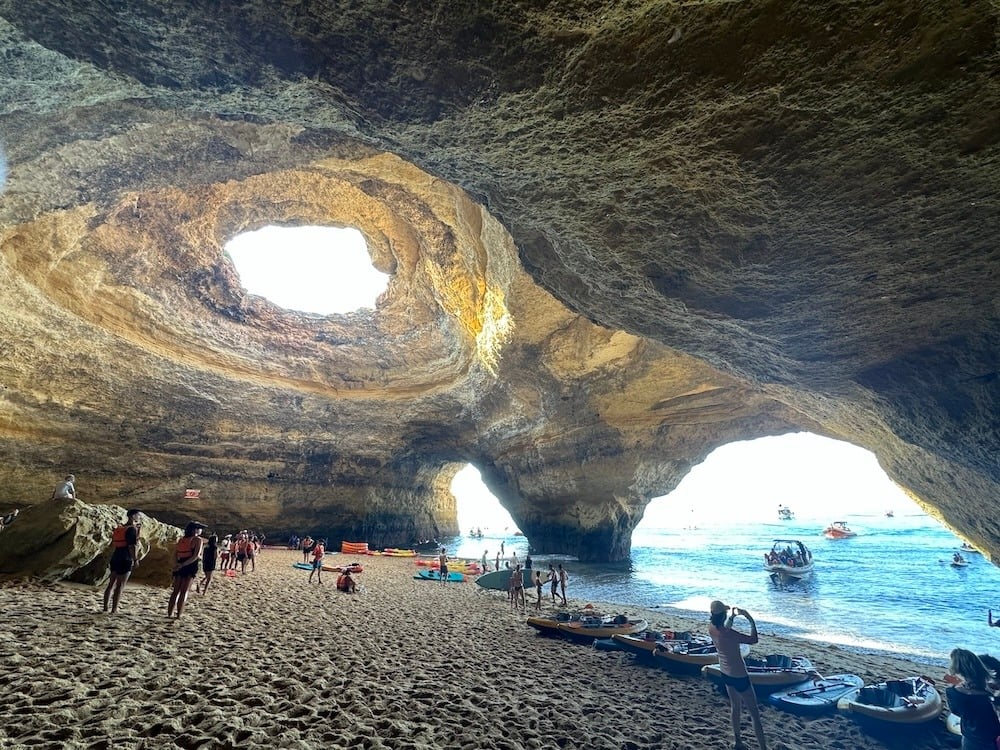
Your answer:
0;0;997;563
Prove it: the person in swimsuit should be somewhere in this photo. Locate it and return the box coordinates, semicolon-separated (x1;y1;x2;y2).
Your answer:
103;508;141;614
197;534;218;594
438;547;449;585
219;535;231;570
301;536;314;565
708;601;768;750
557;564;568;606
308;539;326;583
548;563;559;603
533;570;543;610
509;564;526;611
482;550;489;573
167;521;205;619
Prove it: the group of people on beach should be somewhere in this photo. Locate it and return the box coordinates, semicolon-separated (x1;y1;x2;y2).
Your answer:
505;561;568;611
98;504;274;619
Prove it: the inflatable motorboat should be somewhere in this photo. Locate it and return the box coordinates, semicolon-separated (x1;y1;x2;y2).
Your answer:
703;655;815;693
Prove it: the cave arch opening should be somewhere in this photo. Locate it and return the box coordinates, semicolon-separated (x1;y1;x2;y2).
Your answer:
451;464;516;535
224;225;389;315
636;432;917;531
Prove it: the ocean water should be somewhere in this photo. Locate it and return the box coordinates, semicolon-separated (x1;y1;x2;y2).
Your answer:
445;512;1000;665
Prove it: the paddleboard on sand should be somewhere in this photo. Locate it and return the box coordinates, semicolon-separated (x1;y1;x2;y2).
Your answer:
292;562;313;571
414;569;465;582
474;568;534;591
768;674;864;714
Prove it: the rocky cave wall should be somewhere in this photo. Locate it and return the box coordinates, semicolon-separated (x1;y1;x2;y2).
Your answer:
0;0;997;562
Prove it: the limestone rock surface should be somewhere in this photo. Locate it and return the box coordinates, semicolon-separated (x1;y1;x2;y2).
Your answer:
0;1;997;561
0;499;179;585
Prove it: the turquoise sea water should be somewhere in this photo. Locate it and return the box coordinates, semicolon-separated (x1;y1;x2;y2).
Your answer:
445;512;1000;665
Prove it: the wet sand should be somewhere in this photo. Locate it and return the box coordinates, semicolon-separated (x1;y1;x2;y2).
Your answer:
0;550;959;749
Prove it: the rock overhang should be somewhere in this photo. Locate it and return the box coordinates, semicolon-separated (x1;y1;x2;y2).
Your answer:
0;1;997;563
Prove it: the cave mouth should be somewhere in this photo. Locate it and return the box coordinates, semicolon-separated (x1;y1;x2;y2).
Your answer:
637;432;915;529
451;464;515;534
224;225;389;315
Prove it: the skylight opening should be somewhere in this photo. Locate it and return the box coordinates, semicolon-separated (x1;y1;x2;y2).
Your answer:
225;225;389;315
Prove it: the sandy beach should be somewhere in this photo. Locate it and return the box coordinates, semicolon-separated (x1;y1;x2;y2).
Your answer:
0;550;960;750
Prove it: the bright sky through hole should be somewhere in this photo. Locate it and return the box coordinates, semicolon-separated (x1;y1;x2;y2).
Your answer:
453;433;920;531
225;225;389;315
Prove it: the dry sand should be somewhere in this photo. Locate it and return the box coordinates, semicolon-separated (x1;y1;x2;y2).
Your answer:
0;550;961;750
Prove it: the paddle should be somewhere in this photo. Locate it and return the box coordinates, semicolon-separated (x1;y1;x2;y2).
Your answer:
786;681;852;697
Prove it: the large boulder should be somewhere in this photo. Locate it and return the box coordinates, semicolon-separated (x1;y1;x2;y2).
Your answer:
0;499;180;586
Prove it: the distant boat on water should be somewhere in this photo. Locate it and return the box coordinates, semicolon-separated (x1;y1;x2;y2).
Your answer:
885;510;894;518
777;505;795;521
823;521;857;539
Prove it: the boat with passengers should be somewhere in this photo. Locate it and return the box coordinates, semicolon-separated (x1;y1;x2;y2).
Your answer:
777;505;795;521
764;539;814;578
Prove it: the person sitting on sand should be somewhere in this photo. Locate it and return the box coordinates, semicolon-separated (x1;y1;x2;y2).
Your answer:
168;521;205;619
308;539;326;584
196;534;218;595
708;600;768;750
336;569;357;593
943;648;1000;750
103;508;141;614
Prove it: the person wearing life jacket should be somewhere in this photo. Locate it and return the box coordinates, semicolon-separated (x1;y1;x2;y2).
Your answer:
102;508;141;614
167;521;206;619
308;539;326;584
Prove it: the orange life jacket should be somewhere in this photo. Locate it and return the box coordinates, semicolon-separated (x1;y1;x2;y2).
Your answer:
176;536;195;561
112;525;132;549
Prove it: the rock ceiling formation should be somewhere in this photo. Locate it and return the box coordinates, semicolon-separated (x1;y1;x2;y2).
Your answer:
0;1;997;562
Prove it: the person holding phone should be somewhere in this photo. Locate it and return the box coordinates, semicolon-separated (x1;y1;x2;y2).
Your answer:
708;600;768;750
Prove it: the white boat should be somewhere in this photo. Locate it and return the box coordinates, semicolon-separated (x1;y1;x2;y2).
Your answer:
777;505;794;521
764;539;814;578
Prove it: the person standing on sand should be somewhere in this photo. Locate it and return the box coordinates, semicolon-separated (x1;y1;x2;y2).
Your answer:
103;508;141;614
308;539;326;583
708;600;767;750
482;549;489;573
495;550;501;572
557;564;568;606
197;534;218;594
51;474;78;500
301;535;314;565
168;522;205;619
548;563;559;604
533;570;543;610
509;564;526;611
438;547;449;585
944;648;1000;750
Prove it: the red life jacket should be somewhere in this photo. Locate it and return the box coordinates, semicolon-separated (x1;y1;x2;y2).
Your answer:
176;536;195;561
112;525;131;549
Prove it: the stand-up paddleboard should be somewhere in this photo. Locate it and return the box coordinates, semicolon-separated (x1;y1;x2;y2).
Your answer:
768;674;864;714
292;562;313;571
474;568;534;590
414;569;465;582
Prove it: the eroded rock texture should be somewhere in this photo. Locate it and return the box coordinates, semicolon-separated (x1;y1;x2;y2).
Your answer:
0;1;997;562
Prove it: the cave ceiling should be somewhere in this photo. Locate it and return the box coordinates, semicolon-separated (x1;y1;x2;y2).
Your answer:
0;1;997;562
